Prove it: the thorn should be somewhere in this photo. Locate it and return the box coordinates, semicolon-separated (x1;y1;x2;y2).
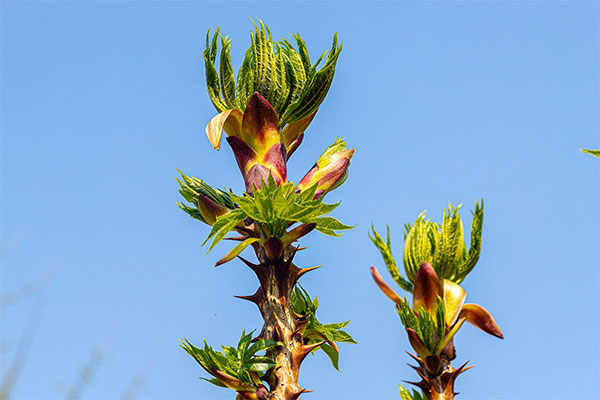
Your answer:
238;256;259;270
285;386;310;400
302;340;326;354
407;363;420;371
405;351;424;366
455;360;475;375
297;265;322;280
403;379;429;393
414;368;428;381
233;288;262;307
238;256;268;286
293;341;325;366
285;245;301;263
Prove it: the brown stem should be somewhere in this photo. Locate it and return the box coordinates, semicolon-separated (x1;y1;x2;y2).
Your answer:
407;354;473;400
261;263;303;399
238;245;313;400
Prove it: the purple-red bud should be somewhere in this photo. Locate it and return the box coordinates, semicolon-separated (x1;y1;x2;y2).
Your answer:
296;140;355;197
412;262;442;313
197;194;231;226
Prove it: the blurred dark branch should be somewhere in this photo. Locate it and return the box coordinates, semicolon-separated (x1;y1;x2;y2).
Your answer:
120;335;162;400
0;296;45;400
1;264;60;308
64;347;105;400
63;315;120;400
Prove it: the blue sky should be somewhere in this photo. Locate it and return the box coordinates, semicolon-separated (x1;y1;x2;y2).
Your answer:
1;2;598;399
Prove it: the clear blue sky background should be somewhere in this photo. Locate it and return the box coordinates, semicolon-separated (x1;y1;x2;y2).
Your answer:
2;2;598;399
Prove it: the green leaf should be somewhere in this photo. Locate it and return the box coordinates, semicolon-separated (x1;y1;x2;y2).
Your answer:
216;238;262;266
281;34;342;124
582;148;600;157
204;209;246;250
203;28;227;112
397;298;447;354
219;35;237;109
399;385;425;400
320;343;340;371
200;377;227;388
204;23;341;123
369;226;413;292
180;330;281;392
313;216;354;231
246;357;277;372
227;179;352;241
401;201;484;284
435;204;467;280
289;285;356;372
457;199;483;283
177;202;206;223
246;339;282;358
403;213;436;284
176;171;235;226
399;384;413;400
236;47;254;109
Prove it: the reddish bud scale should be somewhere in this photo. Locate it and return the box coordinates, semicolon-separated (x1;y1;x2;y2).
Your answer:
413;262;442;312
297;148;355;198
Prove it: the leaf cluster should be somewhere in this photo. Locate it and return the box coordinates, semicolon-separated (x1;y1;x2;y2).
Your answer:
290;285;357;371
204;20;342;125
371;201;483;291
205;177;353;250
176;170;235;224
397;299;446;355
180;331;280;389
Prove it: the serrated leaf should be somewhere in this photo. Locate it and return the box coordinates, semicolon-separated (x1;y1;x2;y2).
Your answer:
219;35;237;109
246;357;277;372
204;29;227;112
320;343;340;371
370;225;412;292
204;209;246;250
246;340;281;358
313;216;353;231
457;199;483;283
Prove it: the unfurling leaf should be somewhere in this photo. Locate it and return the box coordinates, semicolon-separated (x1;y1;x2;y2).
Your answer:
203;21;341;125
216;238;262;266
370;225;413;292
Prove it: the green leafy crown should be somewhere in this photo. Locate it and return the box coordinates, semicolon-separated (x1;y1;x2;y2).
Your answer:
370;200;483;292
204;176;354;251
204;20;342;125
